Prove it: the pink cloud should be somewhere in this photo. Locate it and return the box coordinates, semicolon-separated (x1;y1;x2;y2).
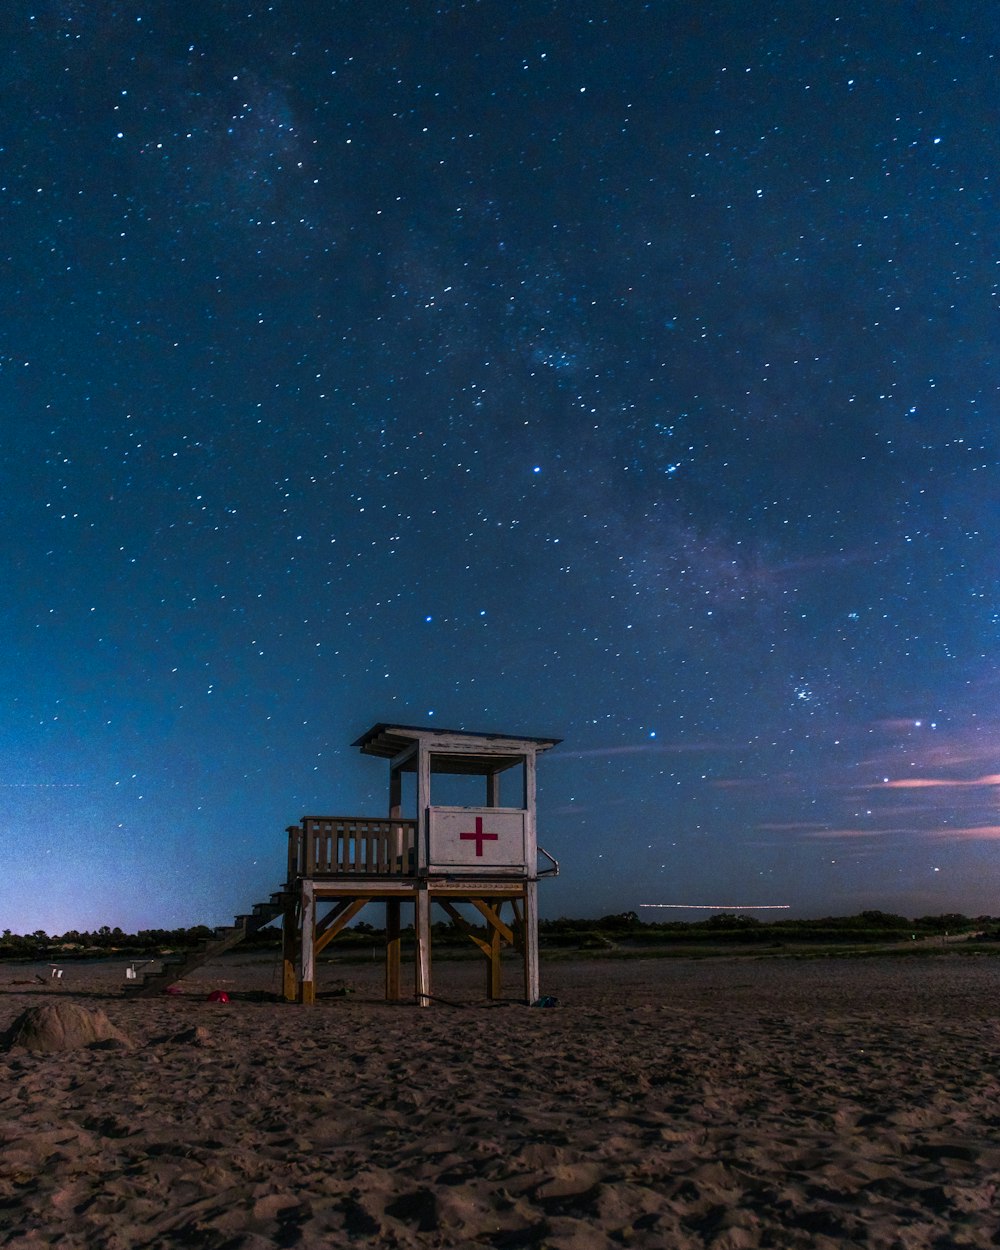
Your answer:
928;825;1000;841
881;774;1000;790
798;827;907;839
755;822;830;832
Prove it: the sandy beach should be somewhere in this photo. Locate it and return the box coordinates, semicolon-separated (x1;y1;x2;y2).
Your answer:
2;952;998;1248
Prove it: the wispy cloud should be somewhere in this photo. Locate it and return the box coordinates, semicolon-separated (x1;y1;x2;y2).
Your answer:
755;822;830;832
796;827;908;839
879;774;1000;790
928;825;1000;841
552;741;732;761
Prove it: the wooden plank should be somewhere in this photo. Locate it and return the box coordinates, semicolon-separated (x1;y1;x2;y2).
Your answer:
312;881;426;899
324;819;335;873
487;912;502;1000
417;744;431;872
389;774;403;879
391;822;403;874
301;879;316;1005
286;824;301;880
414;883;431;1006
390;742;418;773
281;887;299;1003
304;883;524;902
426;732;545;754
304;820;317;876
339;820;351;873
523;750;538;878
364;824;373;873
325;821;336;872
509;897;525;953
373;822;385;872
402;821;415;875
385;899;401;1000
523;879;539;1005
309;819;326;873
389;766;404;816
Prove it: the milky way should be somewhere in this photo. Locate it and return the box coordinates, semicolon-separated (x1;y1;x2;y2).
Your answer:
3;2;998;931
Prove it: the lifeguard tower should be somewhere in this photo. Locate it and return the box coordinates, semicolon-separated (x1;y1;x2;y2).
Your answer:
129;722;560;1004
281;723;561;1005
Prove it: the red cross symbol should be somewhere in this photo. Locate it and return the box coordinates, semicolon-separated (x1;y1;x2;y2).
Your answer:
460;816;499;856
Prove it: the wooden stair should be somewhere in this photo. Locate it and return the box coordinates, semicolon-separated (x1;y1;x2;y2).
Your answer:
126;888;291;997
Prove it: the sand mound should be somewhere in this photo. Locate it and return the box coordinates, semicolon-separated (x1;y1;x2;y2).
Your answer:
1;1002;132;1053
164;1024;211;1047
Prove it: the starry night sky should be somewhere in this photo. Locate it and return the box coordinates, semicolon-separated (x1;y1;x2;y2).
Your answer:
4;1;999;934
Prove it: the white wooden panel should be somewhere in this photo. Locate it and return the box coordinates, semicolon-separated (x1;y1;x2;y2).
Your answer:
427;806;526;872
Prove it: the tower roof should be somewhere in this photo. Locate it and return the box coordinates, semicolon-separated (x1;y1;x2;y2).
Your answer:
352;723;561;769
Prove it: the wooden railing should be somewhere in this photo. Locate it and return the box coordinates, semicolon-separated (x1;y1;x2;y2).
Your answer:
288;816;418;877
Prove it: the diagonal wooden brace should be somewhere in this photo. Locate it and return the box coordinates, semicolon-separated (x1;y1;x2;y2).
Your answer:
469;898;515;946
439;900;492;957
315;897;369;955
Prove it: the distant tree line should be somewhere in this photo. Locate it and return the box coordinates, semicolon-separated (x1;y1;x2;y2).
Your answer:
0;924;219;958
1;910;993;959
537;910;992;947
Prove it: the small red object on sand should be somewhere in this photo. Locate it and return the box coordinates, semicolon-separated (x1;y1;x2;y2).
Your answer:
164;986;183;996
206;990;229;1003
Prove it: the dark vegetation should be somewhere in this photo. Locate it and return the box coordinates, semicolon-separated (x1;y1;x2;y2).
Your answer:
3;910;998;962
537;910;995;954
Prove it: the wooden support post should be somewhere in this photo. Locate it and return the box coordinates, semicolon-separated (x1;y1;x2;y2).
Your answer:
283;825;301;1003
486;902;502;1000
523;751;538;873
440;899;507;1000
386;899;401;1000
286;823;301;881
416;743;431;873
523;879;539;1005
414;884;432;1007
509;896;524;948
389;767;402;818
281;887;299;1003
300;879;316;1005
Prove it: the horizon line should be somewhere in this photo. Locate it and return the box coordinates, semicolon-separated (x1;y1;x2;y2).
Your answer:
639;903;792;910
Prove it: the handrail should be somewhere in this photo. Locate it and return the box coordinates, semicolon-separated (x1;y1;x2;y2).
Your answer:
288;815;418;877
537;845;559;877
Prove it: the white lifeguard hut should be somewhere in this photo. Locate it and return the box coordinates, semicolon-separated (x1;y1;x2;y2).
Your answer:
280;723;561;1005
126;723;560;1003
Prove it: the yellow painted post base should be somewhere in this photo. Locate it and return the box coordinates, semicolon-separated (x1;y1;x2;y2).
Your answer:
282;891;300;1003
282;958;297;1003
300;980;316;1005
